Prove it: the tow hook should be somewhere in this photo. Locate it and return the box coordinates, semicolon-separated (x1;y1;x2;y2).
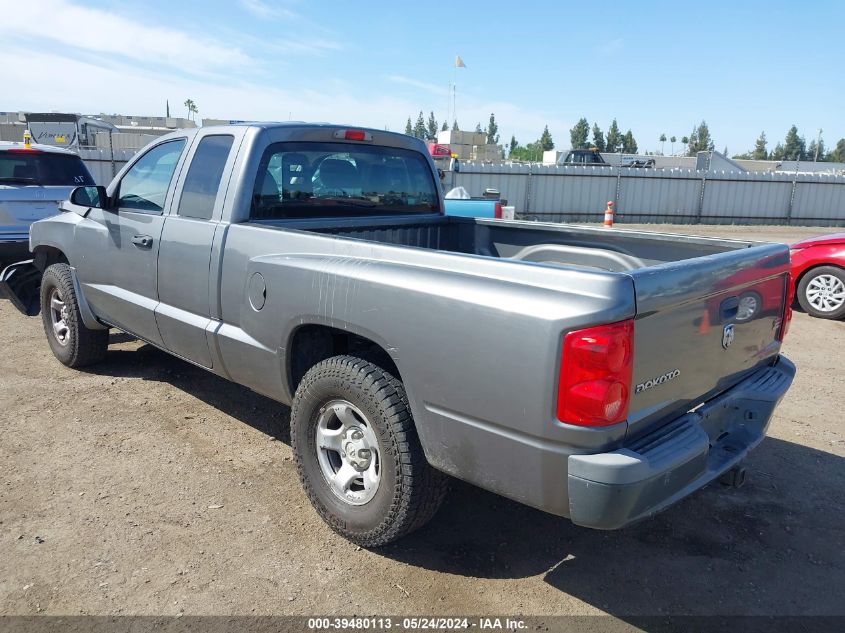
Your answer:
719;466;747;489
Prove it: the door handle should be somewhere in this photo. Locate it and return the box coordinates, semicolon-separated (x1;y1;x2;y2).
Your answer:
131;235;153;249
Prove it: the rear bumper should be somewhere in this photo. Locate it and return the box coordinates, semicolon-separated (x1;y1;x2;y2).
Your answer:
0;237;30;261
567;355;795;529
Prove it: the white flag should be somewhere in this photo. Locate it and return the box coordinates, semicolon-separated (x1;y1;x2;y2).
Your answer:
455;55;466;68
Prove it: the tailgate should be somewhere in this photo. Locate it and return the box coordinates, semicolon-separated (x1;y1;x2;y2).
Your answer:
626;242;789;435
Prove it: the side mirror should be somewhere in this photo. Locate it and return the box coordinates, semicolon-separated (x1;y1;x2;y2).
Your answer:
70;185;110;210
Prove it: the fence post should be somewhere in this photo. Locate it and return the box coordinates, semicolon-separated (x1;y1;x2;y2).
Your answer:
786;161;800;225
614;165;622;217
524;163;533;216
696;173;707;224
108;132;116;179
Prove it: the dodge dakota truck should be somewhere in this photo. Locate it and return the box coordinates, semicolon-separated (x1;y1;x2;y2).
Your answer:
0;123;795;547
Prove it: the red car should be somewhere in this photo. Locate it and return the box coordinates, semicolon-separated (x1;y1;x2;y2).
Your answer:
790;233;845;319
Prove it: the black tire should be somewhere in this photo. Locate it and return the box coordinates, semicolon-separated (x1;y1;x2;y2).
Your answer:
40;263;109;367
291;355;448;547
796;266;845;320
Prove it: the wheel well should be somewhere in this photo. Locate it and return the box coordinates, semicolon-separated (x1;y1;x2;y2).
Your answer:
288;325;400;395
32;246;68;271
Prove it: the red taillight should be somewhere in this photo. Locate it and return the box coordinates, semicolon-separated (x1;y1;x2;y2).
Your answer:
332;129;372;141
494;202;503;219
557;320;634;427
6;148;42;154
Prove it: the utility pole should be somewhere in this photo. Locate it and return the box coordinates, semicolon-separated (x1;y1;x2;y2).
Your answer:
814;128;822;162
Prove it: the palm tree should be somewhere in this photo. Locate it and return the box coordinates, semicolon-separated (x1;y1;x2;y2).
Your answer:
183;98;198;121
670;135;677;155
659;133;667;155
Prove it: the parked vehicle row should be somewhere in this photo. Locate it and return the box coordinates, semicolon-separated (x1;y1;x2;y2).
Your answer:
1;122;796;548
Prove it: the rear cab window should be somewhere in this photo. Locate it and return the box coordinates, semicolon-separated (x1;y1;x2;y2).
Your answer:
0;150;94;186
250;142;440;220
178;135;235;220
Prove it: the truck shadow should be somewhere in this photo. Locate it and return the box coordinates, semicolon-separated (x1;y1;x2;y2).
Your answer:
88;341;844;617
91;339;292;443
382;444;845;618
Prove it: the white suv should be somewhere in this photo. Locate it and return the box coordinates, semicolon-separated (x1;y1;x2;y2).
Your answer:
0;141;95;263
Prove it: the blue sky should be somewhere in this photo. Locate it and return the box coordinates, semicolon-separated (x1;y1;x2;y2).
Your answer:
1;0;842;154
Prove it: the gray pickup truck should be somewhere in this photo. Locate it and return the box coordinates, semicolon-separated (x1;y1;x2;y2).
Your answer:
1;123;795;547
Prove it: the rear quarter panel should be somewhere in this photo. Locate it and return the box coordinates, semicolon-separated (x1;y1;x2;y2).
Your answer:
217;223;636;440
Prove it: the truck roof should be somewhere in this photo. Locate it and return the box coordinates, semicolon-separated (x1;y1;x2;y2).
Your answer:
170;121;414;141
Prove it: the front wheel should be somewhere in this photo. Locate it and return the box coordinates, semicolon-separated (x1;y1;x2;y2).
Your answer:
40;263;109;367
291;355;448;547
797;266;845;319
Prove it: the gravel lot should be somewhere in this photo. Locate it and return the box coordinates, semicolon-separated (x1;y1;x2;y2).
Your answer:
1;225;843;622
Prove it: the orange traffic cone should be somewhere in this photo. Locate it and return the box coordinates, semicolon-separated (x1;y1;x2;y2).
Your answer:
603;201;614;227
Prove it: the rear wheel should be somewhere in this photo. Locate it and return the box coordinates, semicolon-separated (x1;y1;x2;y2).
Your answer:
797;266;845;319
291;355;448;547
40;263;108;367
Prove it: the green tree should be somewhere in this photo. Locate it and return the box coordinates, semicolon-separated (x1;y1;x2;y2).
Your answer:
770;142;785;160
687;121;714;155
539;125;554;151
751;131;768;160
441;121;449;132
669;135;677;155
591;123;605;152
509;141;543;162
569;117;590;149
681;136;689;145
782;125;806;161
486;113;499;144
659;133;667;154
606;119;621;153
404;117;413;136
807;138;825;161
622;129;638;153
828;138;845;162
474;122;483;134
452;120;459;131
426;111;438;139
413;111;426;139
509;135;518;155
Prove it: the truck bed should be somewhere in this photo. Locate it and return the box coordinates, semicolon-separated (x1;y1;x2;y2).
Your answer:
252;214;750;272
246;214;789;437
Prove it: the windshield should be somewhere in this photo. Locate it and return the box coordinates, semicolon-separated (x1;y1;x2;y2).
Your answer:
250;142;440;219
0;151;95;186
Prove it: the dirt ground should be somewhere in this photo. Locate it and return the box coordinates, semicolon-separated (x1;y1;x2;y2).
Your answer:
1;225;843;622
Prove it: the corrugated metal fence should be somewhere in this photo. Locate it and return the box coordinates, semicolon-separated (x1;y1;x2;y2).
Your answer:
77;149;845;226
454;163;845;226
79;148;134;185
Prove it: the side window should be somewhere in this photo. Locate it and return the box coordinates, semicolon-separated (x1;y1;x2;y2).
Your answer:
177;135;235;220
117;139;186;213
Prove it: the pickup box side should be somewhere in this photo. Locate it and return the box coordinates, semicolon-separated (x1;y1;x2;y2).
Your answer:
215;221;636;513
